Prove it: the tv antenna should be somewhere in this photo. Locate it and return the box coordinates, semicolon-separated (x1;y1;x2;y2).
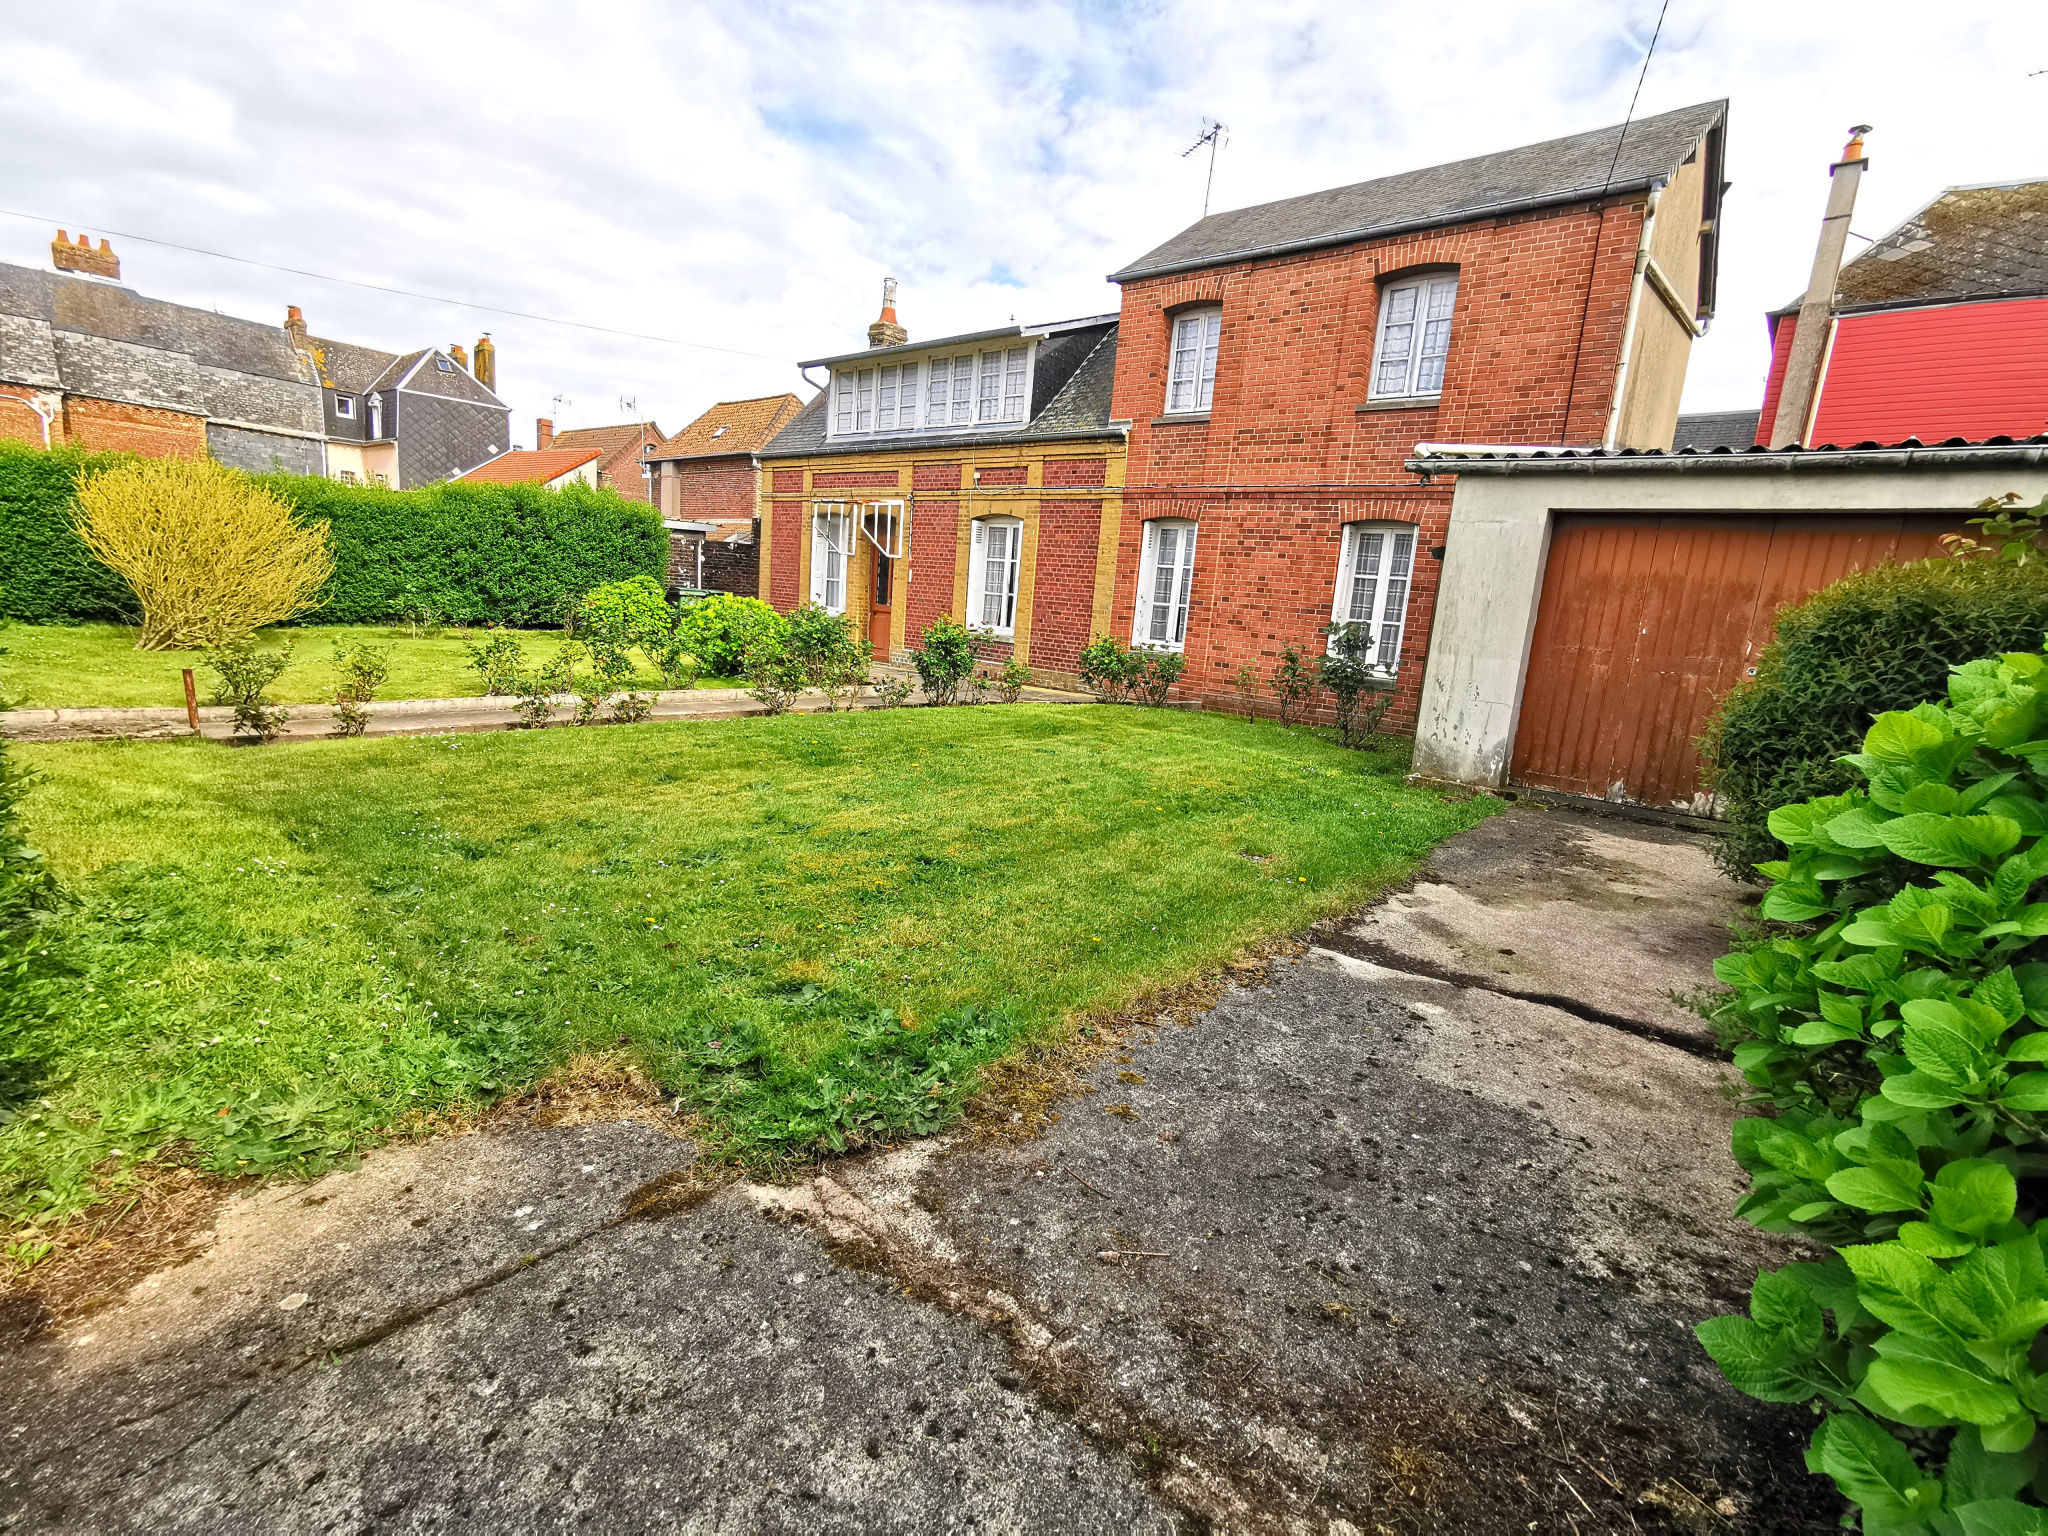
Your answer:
1182;118;1228;219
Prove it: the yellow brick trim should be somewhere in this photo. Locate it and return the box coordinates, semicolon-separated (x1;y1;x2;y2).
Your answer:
1092;453;1128;642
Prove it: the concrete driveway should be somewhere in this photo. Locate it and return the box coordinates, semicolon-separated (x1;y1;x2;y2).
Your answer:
0;805;1838;1533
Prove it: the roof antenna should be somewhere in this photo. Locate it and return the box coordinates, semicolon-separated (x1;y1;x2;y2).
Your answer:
1182;118;1228;219
619;395;637;417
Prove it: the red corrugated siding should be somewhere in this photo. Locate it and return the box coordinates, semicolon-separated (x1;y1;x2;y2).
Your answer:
1513;514;1965;808
1812;298;2048;445
1755;314;1799;443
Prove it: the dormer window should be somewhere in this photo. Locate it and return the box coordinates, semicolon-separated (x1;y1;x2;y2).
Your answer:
333;395;355;419
435;356;455;373
829;344;1031;438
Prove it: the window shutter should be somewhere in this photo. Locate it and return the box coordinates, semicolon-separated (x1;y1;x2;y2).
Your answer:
809;515;828;605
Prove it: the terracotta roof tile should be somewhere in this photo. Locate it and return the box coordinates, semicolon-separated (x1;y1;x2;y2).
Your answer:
458;446;603;485
652;393;807;459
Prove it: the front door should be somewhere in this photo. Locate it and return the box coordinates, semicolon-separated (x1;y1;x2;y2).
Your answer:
868;550;893;660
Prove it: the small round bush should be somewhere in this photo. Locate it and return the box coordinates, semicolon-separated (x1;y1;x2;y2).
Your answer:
674;594;788;677
1703;557;2048;878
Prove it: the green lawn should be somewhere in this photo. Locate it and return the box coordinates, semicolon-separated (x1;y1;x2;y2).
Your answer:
0;622;716;709
1;707;1490;1230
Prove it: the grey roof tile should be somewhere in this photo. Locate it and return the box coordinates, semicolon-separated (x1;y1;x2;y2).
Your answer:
0;314;60;389
1838;179;2048;309
1111;100;1728;281
1672;409;1761;452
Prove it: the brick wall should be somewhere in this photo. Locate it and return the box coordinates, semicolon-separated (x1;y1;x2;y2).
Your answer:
61;398;208;458
813;470;900;488
905;494;959;639
911;462;960;491
770;500;802;609
1108;196;1648;725
1028;498;1102;674
702;536;758;596
665;456;757;524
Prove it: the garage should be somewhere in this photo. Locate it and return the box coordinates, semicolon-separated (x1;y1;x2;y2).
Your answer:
1509;512;1962;809
1407;439;2048;808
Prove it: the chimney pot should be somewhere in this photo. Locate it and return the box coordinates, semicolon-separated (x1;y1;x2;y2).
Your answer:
51;228;120;281
536;417;554;450
472;333;496;392
867;276;908;349
450;343;470;371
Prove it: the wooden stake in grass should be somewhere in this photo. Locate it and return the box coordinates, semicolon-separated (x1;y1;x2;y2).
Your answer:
72;458;334;651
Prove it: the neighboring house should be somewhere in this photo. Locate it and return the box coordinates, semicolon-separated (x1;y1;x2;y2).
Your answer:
1406;436;2048;812
537;418;665;503
1673;409;1762;451
1096;100;1730;727
285;307;510;489
647;393;804;599
756;285;1123;668
0;233;325;471
456;445;603;490
1759;175;2048;448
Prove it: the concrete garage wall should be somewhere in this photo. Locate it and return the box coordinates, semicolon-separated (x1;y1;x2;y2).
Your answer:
1412;452;2048;790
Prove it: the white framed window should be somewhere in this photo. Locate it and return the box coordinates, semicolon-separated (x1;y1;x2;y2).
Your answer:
809;504;850;614
827;347;1034;438
969;517;1022;635
1133;519;1198;651
1332;522;1416;672
336;468;359;484
1166;307;1221;414
334;394;355;419
834;370;855;433
876;363;917;431
1370;274;1458;399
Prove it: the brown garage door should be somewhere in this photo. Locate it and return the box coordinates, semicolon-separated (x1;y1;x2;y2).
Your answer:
1511;513;1963;810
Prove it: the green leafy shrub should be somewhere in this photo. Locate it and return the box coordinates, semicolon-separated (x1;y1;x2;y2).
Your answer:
1317;622;1396;746
992;659;1031;705
675;594;787;678
871;676;914;709
1697;645;2048;1528
910;615;982;705
463;631;526;695
1232;663;1260;718
1078;634;1142;703
202;638;294;742
1703;559;2048;880
742;632;807;715
0;444;664;627
1135;646;1185;706
328;641;392;736
0;442;137;623
1270;644;1317;724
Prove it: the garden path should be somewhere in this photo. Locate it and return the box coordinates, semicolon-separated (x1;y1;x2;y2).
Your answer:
0;808;1839;1533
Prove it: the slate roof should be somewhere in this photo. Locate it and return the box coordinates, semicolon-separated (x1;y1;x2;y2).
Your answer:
1110;101;1729;283
652;394;806;460
1672;409;1761;451
303;333;400;395
457;446;603;485
1834;179;2048;310
761;323;1120;460
0;260;323;434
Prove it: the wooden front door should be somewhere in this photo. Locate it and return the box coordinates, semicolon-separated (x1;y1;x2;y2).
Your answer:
868;550;893;660
1511;513;1964;811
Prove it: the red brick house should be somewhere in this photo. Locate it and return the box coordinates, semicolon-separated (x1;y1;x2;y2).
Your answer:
1101;100;1729;728
648;394;805;596
1758;177;2048;448
534;418;665;501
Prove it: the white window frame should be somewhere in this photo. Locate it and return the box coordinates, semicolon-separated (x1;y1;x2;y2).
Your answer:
1369;273;1458;400
333;394;355;419
809;504;851;615
1165;307;1220;415
829;344;1032;439
1330;522;1417;674
968;517;1022;636
1132;518;1198;652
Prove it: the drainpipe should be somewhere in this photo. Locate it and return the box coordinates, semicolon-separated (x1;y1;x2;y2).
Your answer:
1768;126;1871;449
1601;180;1664;451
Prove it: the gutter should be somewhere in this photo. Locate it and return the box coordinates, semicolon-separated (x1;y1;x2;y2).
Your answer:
1107;175;1668;285
1405;443;2048;476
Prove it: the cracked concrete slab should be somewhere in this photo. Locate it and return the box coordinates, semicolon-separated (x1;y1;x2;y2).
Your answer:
0;807;1832;1533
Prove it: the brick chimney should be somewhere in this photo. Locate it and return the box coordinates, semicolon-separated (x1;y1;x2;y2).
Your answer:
450;342;470;371
536;417;554;450
284;305;308;350
1768;126;1872;449
867;277;907;348
52;230;119;281
472;334;496;392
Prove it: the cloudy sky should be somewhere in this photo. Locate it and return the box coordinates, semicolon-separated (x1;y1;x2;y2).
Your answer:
5;0;2037;445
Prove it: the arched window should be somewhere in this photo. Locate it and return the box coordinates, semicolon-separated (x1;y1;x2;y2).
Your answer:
1133;519;1198;651
1331;522;1416;673
1370;273;1458;400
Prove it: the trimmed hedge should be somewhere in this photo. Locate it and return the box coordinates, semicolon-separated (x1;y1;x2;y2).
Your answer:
1702;558;2048;879
0;443;137;623
0;442;666;628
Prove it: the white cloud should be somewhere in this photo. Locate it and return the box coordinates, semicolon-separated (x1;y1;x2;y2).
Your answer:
4;0;2038;442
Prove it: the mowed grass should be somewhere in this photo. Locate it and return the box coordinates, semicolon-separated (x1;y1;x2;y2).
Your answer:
0;622;714;710
2;706;1491;1227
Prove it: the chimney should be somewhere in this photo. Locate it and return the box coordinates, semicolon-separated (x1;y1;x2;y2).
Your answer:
867;276;907;349
1767;126;1872;449
450;342;470;371
51;230;120;281
536;417;554;450
472;333;496;392
284;305;308;350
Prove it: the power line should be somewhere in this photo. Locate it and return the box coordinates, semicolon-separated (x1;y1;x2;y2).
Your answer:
1559;0;1673;444
0;206;798;365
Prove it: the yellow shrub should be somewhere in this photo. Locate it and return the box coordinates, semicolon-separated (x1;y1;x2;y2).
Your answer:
72;458;334;650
